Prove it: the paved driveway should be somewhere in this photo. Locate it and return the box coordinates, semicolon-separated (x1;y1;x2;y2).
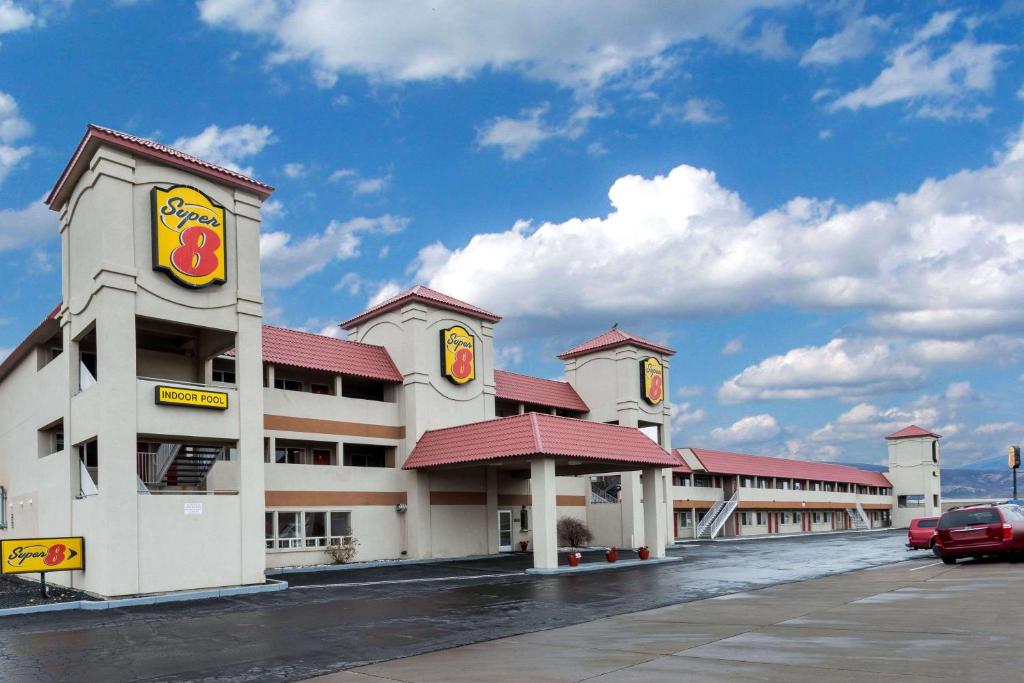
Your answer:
0;531;915;682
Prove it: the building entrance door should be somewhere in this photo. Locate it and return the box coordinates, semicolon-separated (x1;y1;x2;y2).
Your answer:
498;510;513;552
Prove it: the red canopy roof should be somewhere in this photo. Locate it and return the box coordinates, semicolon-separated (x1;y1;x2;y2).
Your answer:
404;413;680;470
886;425;941;440
341;285;501;329
494;369;589;413
47;125;274;210
228;325;402;383
558;327;675;360
685;447;891;487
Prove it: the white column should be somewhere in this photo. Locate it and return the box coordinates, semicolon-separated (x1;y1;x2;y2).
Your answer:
530;458;558;569
642;467;667;558
485;467;498;553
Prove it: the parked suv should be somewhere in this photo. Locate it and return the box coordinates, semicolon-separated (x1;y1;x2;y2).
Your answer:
935;504;1024;565
906;517;939;551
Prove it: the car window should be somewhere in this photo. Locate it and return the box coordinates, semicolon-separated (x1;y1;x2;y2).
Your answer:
939;509;1000;528
917;519;938;528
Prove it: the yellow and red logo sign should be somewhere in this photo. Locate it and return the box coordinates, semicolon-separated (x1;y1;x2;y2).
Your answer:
641;357;664;405
1;537;85;575
441;325;475;384
152;185;227;288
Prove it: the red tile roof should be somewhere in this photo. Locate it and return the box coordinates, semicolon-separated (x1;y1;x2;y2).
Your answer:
684;447;891;487
404;413;680;469
672;458;694;474
47;124;274;210
558;326;675;360
886;425;941;440
494;369;589;413
0;304;62;384
340;285;501;329
227;325;402;383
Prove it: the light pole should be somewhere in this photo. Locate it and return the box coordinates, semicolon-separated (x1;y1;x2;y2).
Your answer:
1010;446;1021;501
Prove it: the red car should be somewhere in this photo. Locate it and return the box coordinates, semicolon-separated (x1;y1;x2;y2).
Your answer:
935;504;1024;565
906;517;939;551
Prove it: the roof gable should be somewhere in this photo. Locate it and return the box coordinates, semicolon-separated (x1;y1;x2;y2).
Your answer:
886;425;941;440
340;285;501;329
47;124;274;210
558;327;675;360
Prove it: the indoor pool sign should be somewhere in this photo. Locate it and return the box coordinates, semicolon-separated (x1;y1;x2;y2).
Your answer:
152;185;227;288
441;325;475;385
641;357;664;405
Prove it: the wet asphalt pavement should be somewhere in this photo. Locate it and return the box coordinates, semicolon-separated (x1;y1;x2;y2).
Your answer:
0;530;917;682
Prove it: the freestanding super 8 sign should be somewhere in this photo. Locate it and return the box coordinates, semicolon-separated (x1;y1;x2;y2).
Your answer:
441;325;475;384
152;185;227;288
2;537;85;575
640;357;664;405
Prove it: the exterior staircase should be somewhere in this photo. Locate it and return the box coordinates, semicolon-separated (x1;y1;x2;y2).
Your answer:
138;444;223;489
695;491;740;539
846;506;869;530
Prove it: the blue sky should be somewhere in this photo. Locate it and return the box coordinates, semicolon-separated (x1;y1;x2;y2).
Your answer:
1;1;1023;467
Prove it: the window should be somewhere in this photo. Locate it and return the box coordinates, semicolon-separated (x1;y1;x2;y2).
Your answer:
343;443;393;468
275;447;306;464
898;495;925;508
823;512;831;523
274;378;303;392
79;439;98;489
757;478;768;489
311;383;331;395
793;480;803;490
38;420;64;457
311;449;333;466
675;474;691;486
933;494;939;508
755;512;766;525
740;512;749;525
694;475;711;487
678;511;690;527
810;482;821;491
777;479;790;490
793;511;802;523
932;440;939;464
741;477;753;488
265;510;353;549
341;375;386;401
812;512;821;523
780;512;790;524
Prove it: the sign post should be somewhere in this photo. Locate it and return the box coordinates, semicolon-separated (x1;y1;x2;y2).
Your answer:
1;537;85;600
1010;446;1021;500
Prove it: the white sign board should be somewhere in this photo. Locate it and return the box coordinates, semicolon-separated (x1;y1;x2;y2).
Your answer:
184;502;203;516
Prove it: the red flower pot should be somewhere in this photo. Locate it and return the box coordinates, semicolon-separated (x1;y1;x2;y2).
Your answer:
637;548;650;561
519;541;529;552
567;553;580;567
606;549;618;563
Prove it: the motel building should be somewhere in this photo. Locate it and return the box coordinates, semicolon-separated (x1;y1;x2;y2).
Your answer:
0;126;942;598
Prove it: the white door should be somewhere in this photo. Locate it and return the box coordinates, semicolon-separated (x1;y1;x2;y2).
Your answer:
498;510;513;552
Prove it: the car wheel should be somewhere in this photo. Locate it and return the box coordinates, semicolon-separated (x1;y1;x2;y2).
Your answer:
941;556;956;565
930;542;940;557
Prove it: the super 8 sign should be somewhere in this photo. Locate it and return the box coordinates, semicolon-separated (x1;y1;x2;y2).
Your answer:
1;537;85;575
151;185;227;289
640;357;664;405
441;325;475;384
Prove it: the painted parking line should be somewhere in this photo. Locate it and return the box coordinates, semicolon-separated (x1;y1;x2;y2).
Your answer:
291;572;523;589
909;561;944;571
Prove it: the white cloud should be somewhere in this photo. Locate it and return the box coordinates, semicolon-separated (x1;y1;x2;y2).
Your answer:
260;198;285;224
367;281;402;307
721;337;743;356
653;97;725;125
809;401;940;444
676;384;703;398
709;414;780;446
801;14;889;66
172;124;275;175
0;1;34;34
973;421;1021;435
672;401;706;432
495;344;524;369
477;103;604;160
415;123;1024;347
282;162;306;178
0;197;55;252
944;381;974;402
328;167;391;195
830;12;1007;118
818;129;833;140
719;338;927;403
260;215;407;288
0;91;32;185
197;1;798;95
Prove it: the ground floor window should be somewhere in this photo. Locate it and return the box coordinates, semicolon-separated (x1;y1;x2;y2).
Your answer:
780;512;790;524
793;511;802;524
754;512;766;525
265;510;353;550
677;511;690;528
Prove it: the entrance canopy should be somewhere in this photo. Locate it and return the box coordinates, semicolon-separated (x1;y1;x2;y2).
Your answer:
404;412;681;475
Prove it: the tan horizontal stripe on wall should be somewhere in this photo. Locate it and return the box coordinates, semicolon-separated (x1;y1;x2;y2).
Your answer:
557;495;586;507
264;414;405;439
431;491;487;506
266;490;407;507
674;499;716;509
736;501;892;511
498;494;531;507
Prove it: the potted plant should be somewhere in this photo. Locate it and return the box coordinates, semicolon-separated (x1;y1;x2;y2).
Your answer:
519;540;529;552
637;545;650;560
605;546;618;563
567;551;582;567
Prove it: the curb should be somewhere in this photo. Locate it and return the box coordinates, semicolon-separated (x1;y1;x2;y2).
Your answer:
0;579;288;618
266;552;517;576
525;556;682;575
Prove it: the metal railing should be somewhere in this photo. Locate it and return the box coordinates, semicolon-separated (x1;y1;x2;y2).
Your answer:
709;490;740;539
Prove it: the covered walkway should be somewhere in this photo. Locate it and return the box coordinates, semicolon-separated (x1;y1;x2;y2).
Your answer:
404;412;681;569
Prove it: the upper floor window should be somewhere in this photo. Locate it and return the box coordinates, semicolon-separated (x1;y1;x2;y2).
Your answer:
274;378;303;392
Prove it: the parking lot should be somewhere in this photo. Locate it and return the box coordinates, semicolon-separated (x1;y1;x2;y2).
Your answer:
1;531;920;681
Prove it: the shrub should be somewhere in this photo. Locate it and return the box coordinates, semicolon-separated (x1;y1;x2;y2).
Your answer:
325;537;360;564
557;517;593;547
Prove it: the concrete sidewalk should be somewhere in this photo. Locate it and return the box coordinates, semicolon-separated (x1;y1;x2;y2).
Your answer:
310;557;1022;682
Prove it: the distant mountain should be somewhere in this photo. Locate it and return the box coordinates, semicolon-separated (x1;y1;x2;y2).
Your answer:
959;454;1013;470
838;462;887;472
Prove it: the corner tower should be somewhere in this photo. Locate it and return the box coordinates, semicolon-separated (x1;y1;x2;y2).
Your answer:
885;425;942;528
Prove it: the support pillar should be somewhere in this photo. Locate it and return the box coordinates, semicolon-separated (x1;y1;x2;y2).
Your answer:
642;467;666;558
485;468;498;553
530;458;557;569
